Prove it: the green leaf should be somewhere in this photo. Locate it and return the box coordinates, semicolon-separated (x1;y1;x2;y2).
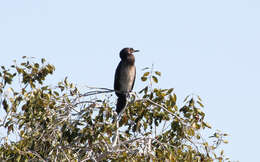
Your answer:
142;67;149;71
155;71;161;76
16;155;21;161
171;94;177;103
196;108;203;115
34;63;39;68
8;124;13;134
152;76;158;83
188;128;195;136
197;101;204;108
54;91;59;96
203;122;212;129
143;72;150;77
64;77;68;86
192;123;200;130
41;58;46;64
2;99;9;112
183;95;189;102
167;88;174;94
223;140;229;144
141;76;147;81
197;95;202;102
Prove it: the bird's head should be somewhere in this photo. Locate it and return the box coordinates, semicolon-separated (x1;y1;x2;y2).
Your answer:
120;47;139;60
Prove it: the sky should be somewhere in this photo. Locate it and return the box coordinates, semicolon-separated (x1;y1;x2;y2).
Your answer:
0;0;259;161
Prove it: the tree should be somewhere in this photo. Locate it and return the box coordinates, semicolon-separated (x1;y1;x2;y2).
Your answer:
0;57;230;161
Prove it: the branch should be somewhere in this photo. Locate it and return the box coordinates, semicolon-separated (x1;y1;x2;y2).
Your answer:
25;150;47;162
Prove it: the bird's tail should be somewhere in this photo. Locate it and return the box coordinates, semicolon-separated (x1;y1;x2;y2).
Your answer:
116;95;127;114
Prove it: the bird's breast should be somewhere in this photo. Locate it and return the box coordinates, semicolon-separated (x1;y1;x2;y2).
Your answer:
119;64;135;92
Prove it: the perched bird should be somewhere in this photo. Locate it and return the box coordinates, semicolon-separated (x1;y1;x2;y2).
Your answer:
114;48;139;114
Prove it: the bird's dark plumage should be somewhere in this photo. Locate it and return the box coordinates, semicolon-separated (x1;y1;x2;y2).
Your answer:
114;48;139;114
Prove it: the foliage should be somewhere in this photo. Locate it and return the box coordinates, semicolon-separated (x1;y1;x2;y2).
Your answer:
0;57;230;161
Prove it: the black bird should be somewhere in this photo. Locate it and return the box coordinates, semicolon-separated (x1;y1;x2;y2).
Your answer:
114;48;139;114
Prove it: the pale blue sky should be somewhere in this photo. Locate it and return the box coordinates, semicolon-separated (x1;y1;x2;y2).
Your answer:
1;0;259;161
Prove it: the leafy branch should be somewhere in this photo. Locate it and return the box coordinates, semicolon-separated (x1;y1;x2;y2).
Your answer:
0;57;230;161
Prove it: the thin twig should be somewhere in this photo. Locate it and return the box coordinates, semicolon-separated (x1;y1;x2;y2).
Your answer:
26;150;47;162
145;98;181;121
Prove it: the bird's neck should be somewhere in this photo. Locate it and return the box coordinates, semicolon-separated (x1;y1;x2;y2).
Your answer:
123;54;135;65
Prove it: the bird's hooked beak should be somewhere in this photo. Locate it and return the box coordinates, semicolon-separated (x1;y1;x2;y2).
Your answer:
128;48;140;54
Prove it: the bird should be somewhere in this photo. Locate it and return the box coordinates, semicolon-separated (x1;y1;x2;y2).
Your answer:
114;47;139;114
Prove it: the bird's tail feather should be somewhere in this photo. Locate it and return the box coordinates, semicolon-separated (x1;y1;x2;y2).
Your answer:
116;95;127;114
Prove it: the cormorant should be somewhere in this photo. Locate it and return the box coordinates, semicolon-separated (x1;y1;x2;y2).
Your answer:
114;47;139;114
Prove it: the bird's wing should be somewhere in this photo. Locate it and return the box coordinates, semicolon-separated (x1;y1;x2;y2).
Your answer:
131;66;136;91
114;61;122;95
